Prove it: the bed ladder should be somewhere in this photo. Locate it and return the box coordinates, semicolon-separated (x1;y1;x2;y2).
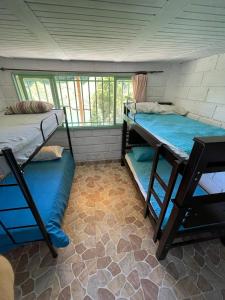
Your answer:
155;136;225;259
144;143;184;242
0;148;57;258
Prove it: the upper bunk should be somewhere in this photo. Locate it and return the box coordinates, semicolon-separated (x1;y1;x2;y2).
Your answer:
0;109;64;177
124;102;225;160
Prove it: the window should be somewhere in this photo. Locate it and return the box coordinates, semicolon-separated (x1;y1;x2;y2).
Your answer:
13;73;133;127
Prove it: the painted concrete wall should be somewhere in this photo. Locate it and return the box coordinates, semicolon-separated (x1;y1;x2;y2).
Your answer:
165;53;225;128
164;53;225;193
0;86;6;112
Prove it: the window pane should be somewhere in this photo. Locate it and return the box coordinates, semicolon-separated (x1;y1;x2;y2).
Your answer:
22;77;54;104
13;73;132;127
116;79;133;124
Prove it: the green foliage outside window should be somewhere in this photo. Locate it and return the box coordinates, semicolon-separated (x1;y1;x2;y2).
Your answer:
13;73;133;127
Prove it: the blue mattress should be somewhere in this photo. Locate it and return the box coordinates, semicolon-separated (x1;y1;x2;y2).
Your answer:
126;151;206;229
0;150;75;253
130;113;225;155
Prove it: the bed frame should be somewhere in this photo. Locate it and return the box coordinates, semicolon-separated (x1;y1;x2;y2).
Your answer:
0;107;74;258
121;103;225;260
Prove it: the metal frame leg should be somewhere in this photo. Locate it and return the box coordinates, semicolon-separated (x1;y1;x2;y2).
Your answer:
63;106;74;159
121;120;127;166
2;148;58;258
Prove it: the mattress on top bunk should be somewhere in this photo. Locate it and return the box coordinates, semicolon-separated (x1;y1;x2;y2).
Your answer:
125;151;207;229
0;150;75;253
0;110;64;154
0;110;64;176
129;113;225;157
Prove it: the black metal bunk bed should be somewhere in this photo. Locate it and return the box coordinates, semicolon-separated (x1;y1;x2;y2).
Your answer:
0;107;74;258
121;102;225;260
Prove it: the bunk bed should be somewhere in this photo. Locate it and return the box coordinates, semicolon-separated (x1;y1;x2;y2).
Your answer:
122;102;225;260
0;107;75;257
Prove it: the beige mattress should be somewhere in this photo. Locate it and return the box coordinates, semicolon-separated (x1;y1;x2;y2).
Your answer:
0;110;64;176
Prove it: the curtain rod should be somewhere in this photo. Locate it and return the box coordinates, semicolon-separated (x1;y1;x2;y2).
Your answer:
0;67;163;74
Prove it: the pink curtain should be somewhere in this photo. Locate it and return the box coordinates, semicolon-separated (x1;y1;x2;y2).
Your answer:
132;73;148;102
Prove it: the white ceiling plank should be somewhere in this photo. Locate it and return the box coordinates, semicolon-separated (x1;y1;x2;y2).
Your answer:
47;26;137;35
27;2;161;16
117;0;190;61
33;11;151;26
187;5;225;14
2;0;67;59
180;12;225;22
42;18;144;30
26;0;166;8
50;32;136;39
191;0;225;7
166;24;225;33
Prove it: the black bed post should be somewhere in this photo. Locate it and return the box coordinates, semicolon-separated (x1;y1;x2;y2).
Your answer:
121;120;127;166
63;106;74;159
121;103;128;166
2;148;58;258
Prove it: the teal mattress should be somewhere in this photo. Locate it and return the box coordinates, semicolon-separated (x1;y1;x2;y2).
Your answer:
126;151;206;229
0;150;75;253
130;113;225;156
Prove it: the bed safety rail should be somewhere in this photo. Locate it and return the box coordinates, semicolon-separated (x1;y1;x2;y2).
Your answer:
0;107;74;258
40;111;59;142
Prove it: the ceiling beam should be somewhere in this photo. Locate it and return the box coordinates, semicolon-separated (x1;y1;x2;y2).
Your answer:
2;0;67;60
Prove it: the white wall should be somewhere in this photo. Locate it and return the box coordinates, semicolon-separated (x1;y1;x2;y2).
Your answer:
0;86;6;112
164;53;225;193
165;53;225;128
147;68;172;103
49;128;121;162
0;57;172;161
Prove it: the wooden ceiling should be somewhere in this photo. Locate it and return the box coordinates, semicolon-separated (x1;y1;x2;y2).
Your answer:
0;0;225;62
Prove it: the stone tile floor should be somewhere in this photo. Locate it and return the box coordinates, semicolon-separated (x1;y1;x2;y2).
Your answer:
4;162;225;300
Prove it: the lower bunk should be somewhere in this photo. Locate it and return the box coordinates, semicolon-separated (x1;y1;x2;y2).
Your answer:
0;150;75;254
125;144;225;260
126;150;206;224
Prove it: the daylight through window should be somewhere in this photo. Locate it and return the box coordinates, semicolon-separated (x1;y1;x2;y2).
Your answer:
13;74;133;127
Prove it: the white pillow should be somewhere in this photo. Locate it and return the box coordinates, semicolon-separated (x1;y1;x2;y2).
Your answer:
32;146;64;162
136;102;159;113
135;102;188;115
173;106;188;116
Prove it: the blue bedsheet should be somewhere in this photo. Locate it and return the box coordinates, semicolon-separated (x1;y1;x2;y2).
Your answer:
131;114;225;155
127;151;206;229
0;150;75;253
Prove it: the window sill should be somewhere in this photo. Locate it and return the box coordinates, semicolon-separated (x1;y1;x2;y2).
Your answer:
59;124;122;131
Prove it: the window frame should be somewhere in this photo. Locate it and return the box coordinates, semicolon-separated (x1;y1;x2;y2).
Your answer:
12;72;133;129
